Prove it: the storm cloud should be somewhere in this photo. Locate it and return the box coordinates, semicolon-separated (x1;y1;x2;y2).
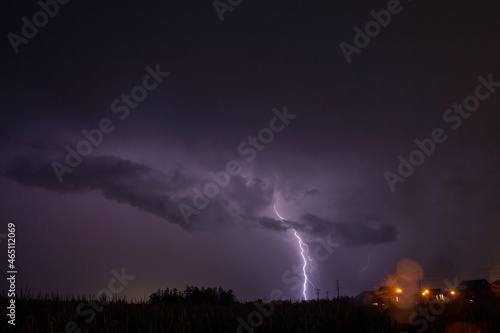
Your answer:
256;213;398;246
1;0;500;302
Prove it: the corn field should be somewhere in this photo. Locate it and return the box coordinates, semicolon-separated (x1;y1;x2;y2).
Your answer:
1;291;499;332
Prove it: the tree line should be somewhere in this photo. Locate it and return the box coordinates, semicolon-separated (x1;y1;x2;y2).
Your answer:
148;286;236;305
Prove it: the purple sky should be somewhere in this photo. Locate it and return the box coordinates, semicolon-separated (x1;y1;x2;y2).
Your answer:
1;1;500;301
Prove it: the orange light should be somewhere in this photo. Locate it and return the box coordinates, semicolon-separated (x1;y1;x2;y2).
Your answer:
424;290;429;294
450;291;455;295
422;292;426;296
396;289;402;293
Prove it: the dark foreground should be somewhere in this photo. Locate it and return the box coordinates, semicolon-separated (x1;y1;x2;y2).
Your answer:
2;295;500;332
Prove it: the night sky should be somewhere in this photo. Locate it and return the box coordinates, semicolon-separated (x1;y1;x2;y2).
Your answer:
1;0;500;302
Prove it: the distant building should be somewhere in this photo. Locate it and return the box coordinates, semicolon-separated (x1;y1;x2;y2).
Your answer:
375;286;404;308
354;291;376;306
456;279;492;303
355;286;406;308
491;279;500;298
418;288;454;304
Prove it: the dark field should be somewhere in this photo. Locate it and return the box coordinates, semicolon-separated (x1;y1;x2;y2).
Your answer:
2;294;500;333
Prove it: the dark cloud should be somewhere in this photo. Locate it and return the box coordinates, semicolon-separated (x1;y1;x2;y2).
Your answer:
331;221;398;247
3;152;199;228
255;213;398;247
305;189;320;196
1;143;275;232
224;175;275;219
255;216;288;232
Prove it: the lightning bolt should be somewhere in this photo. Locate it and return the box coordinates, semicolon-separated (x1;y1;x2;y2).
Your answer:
274;204;313;301
358;255;370;275
274;205;285;221
293;230;310;300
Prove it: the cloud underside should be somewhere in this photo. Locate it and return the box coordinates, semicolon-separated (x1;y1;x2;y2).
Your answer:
4;152;398;246
256;214;398;246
